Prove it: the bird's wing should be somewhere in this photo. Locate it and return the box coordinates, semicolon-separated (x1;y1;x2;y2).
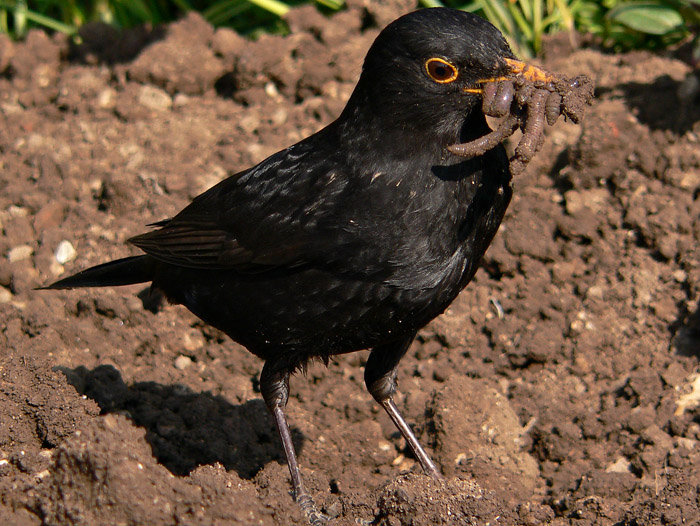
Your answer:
129;220;257;270
129;140;346;272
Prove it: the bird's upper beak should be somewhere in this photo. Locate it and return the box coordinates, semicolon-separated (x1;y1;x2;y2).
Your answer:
502;58;556;83
464;57;556;94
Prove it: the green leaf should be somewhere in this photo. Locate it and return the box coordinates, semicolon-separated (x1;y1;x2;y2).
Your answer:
419;0;445;7
316;0;344;10
247;0;290;17
116;0;153;23
608;3;684;35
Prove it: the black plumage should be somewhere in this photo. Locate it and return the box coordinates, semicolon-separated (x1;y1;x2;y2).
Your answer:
46;8;519;523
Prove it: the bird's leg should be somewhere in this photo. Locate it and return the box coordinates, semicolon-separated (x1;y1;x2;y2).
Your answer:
364;335;443;480
260;362;328;526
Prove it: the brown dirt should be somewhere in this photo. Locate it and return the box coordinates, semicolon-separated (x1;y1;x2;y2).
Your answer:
1;2;700;525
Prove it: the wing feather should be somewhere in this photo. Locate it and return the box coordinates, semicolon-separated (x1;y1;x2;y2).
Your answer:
128;137;344;272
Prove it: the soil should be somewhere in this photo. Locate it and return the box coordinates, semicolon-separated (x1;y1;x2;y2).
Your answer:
1;2;700;525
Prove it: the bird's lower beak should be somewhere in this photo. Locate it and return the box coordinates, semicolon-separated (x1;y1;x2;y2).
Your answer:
464;57;556;94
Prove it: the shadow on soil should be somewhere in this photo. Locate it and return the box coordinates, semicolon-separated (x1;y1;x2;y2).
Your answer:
54;364;304;479
673;297;700;357
618;73;700;133
68;23;168;65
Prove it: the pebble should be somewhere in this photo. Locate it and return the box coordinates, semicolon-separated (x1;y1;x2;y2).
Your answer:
7;245;33;262
96;87;117;109
55;240;77;264
0;286;12;303
605;456;632;473
138;85;172;111
264;81;280;99
182;330;205;352
8;205;28;217
174;355;192;370
173;93;190;108
585;285;604;300
672;269;687;283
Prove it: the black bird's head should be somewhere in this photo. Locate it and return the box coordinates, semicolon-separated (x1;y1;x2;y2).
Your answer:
340;8;518;154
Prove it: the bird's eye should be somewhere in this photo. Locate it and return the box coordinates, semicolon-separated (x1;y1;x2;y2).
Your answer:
425;58;458;84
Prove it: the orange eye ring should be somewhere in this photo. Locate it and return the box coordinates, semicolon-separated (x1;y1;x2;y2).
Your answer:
425;58;458;84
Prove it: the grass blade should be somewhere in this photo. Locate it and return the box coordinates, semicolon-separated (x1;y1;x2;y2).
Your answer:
246;0;289;17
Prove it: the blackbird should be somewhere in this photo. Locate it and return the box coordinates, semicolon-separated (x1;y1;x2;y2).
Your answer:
46;7;524;522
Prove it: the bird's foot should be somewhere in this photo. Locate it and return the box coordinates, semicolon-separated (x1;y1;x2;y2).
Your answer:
297;492;330;526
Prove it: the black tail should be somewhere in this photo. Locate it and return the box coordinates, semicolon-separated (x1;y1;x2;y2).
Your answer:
40;255;154;290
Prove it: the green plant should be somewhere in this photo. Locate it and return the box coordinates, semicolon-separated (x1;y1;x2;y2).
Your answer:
422;0;578;57
0;0;76;36
425;0;699;55
0;0;345;39
2;0;698;56
575;0;699;51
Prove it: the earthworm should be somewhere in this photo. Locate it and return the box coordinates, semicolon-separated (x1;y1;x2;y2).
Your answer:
448;67;594;174
545;91;563;126
515;83;534;106
482;80;515;118
447;114;520;159
515;89;548;163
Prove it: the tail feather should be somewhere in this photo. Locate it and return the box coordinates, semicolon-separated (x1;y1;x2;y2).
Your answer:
40;255;154;290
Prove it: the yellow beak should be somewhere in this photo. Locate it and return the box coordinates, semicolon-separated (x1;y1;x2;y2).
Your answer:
464;57;556;94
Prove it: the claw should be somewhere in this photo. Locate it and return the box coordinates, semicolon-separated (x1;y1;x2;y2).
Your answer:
298;492;330;526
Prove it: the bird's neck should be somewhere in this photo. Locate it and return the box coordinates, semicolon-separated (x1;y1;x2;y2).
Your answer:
333;80;488;170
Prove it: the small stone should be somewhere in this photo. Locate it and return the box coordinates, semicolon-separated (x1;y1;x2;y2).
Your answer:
0;286;12;303
8;205;28;217
103;413;119;430
96;87;117;109
1;100;22;115
585;285;604;300
8;245;33;262
264;82;279;98
138;85;172;111
54;240;77;264
606;456;632;473
672;269;687;283
174;355;192;370
182;330;205;352
173;93;190;108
